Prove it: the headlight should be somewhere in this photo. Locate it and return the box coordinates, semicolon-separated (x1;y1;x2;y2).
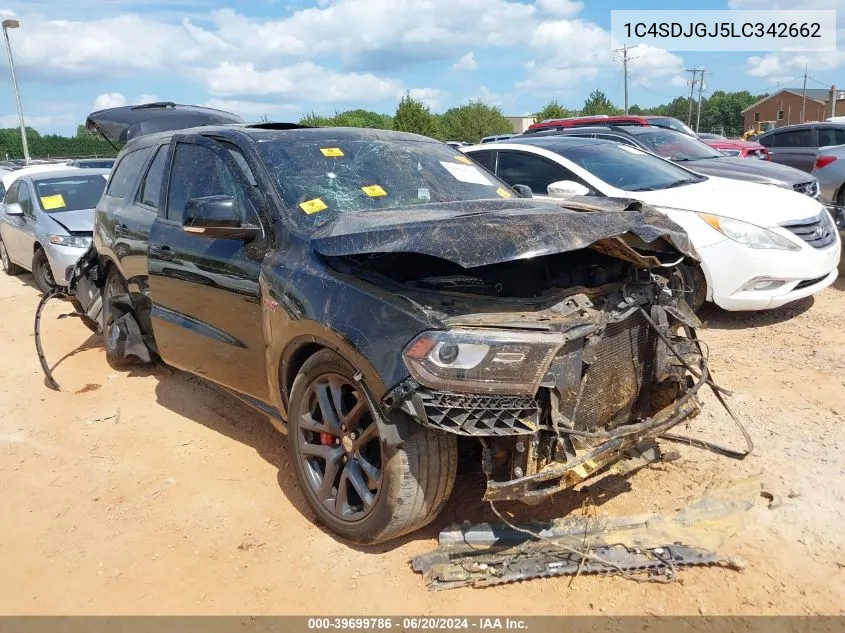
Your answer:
698;214;800;251
48;234;92;248
403;329;561;395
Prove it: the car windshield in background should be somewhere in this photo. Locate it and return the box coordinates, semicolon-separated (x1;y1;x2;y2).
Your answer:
650;117;696;136
633;129;724;161
718;149;742;157
560;143;706;192
34;175;107;213
256;139;510;229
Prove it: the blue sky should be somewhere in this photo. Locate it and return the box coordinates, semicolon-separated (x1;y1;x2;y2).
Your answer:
0;0;842;135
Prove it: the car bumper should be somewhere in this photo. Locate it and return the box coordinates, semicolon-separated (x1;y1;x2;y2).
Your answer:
699;236;841;311
45;244;90;286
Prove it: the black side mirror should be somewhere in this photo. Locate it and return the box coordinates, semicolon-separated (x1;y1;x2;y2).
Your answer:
511;184;533;198
183;195;259;241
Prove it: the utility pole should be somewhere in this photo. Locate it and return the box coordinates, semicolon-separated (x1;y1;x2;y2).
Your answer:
685;68;702;126
801;63;808;123
613;44;639;114
1;19;29;164
695;69;706;133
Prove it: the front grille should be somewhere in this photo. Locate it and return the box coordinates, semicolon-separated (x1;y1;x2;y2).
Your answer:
781;212;837;249
416;391;540;436
793;180;819;197
572;313;656;431
794;274;829;290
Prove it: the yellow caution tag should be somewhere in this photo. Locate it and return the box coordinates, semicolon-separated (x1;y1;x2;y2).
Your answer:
40;194;66;210
320;147;344;157
361;185;387;197
496;187;512;199
299;198;328;214
455;155;472;164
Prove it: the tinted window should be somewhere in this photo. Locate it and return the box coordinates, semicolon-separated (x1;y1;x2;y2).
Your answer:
138;146;167;210
775;129;812;148
255;138;513;231
559;143;706;192
3;181;18;205
468;150;496;173
632;130;722;160
166;143;257;223
17;182;34;216
106;148;151;198
758;134;773;147
496;151;570;195
647;117;696;136
34;175;108;213
816;127;845;147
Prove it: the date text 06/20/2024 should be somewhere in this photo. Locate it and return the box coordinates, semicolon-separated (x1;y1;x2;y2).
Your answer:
307;618;529;630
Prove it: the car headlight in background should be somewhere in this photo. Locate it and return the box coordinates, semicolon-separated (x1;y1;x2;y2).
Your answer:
48;234;92;248
403;329;562;395
697;214;800;251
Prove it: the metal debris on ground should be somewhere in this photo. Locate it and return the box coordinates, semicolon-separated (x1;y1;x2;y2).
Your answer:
411;477;763;590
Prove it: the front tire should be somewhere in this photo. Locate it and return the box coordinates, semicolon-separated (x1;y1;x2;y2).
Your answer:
31;248;56;294
0;237;24;276
677;263;707;313
288;349;457;544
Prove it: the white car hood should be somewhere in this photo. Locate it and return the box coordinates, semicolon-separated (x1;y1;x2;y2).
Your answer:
633;176;824;227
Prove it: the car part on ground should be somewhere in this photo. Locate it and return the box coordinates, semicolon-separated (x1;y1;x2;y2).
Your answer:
462;137;841;311
41;111;741;544
412;477;763;589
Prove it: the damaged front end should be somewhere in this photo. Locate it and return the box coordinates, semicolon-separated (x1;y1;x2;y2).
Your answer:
337;201;719;504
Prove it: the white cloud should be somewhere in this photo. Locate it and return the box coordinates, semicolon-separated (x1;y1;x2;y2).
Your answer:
452;52;478;72
0;113;75;128
408;88;445;110
628;45;685;87
670;75;689;88
93;93;127;110
535;0;584;17
203;98;302;120
199;61;404;103
136;94;159;105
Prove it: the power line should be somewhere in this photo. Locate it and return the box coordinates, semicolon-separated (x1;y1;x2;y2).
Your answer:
613;44;639;115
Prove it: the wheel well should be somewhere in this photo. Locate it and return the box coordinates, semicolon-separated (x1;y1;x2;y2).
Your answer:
835;183;845;206
281;342;324;404
33;241;42;253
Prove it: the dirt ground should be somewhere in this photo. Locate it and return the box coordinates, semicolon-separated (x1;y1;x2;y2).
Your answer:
1;270;844;616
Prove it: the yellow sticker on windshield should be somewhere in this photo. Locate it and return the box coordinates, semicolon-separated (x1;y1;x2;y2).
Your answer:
299;198;328;214
455;155;472;164
361;185;387;197
40;194;66;210
320;147;344;157
496;188;512;199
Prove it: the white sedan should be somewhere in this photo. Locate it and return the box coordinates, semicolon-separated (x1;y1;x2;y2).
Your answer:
461;137;841;311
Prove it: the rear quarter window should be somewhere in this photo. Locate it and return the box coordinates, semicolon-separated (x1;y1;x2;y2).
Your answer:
106;148;152;199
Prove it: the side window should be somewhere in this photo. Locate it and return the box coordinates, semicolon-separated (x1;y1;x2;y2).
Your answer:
17;182;34;217
137;146;168;213
497;151;573;196
468;150;496;173
817;127;845;147
165;143;258;224
106;148;151;199
758;133;774;148
595;133;638;147
3;181;18;205
776;129;812;148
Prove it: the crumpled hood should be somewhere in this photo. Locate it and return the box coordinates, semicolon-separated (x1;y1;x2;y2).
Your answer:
46;208;94;234
682;156;812;185
310;198;696;269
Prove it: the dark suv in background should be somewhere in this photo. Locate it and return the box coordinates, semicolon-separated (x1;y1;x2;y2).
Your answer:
73;104;710;544
754;122;845;172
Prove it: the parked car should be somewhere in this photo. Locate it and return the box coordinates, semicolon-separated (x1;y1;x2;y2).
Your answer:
81;105;710;544
754;122;845;172
697;133;725;140
701;138;770;161
479;134;514;143
521;125;818;197
527;114;696;136
461;137;840;311
444;141;470;148
0;168;109;292
66;158;116;169
809;144;845;274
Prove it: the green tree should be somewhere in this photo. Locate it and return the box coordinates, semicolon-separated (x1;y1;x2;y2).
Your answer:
299;112;338;126
581;90;621;116
332;109;393;129
628;104;644;115
534;100;575;122
393;93;437;137
700;90;758;136
439;100;513;143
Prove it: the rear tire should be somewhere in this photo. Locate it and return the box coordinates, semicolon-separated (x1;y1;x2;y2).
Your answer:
31;248;56;294
288;349;457;544
101;266;133;367
0;237;24;276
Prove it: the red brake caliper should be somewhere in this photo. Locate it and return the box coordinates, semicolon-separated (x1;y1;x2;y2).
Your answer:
320;432;334;446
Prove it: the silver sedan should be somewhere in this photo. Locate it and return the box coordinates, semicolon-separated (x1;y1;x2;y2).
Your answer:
0;168;109;293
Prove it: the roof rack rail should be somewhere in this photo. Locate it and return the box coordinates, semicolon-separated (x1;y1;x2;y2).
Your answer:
244;122;312;130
